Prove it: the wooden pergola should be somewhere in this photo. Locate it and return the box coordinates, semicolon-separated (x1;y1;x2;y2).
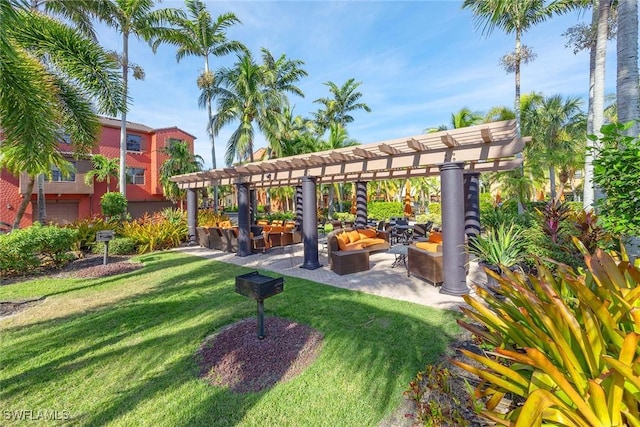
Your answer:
172;120;524;189
172;120;528;296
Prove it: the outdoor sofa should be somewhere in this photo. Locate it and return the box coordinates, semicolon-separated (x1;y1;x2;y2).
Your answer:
407;231;444;285
326;227;390;275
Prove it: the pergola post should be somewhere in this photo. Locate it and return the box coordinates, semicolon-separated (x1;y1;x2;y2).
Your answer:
295;185;303;229
236;181;251;257
186;188;197;246
464;173;481;239
301;176;321;270
355;181;368;228
439;162;469;296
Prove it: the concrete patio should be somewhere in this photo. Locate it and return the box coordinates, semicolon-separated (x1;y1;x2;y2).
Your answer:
174;243;487;311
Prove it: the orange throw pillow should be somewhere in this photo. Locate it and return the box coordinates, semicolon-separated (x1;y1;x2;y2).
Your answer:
336;234;349;250
347;230;360;242
358;228;377;239
416;242;442;252
428;231;443;243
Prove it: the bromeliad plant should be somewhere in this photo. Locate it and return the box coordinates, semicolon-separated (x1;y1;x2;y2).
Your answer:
455;239;640;426
467;224;526;271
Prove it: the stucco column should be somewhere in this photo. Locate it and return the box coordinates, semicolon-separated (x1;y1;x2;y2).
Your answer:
439;162;469;295
355;181;368;228
187;188;197;246
295;185;303;230
301;176;321;270
464;173;481;239
236;181;251;257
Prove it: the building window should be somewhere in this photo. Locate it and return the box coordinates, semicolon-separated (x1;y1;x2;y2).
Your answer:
574;169;583;179
126;167;145;185
46;165;75;182
126;134;142;151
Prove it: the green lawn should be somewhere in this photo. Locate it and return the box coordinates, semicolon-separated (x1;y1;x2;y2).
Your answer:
1;251;461;426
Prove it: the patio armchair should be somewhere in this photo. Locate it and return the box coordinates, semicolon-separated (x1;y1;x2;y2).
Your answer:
196;226;209;248
205;226;224;251
250;225;267;253
220;227;238;252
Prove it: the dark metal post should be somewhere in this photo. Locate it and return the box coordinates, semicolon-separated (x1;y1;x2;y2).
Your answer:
295;185;303;230
250;188;257;224
355;181;368;228
301;176;321;270
464;173;481;239
236;181;251;257
187;188;197;246
257;299;265;339
439;162;469;295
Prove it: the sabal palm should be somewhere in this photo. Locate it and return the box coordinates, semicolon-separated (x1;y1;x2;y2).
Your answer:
94;0;182;197
159;140;204;203
0;0;123;228
313;78;371;134
153;0;245;172
84;155;119;192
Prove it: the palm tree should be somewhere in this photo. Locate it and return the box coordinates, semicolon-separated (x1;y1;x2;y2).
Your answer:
159;140;204;206
210;52;266;165
426;107;484;132
319;123;359;214
527;95;585;201
94;0;181;198
462;0;577;137
84;155;119;192
312;78;371;135
152;0;245;212
616;0;639;132
0;0;123;228
210;50;306;165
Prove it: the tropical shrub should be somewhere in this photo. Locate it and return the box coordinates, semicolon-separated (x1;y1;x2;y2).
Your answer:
592;121;640;236
92;237;137;255
366;201;403;221
122;213;188;253
467;224;526;269
67;215;116;252
197;209;229;226
0;224;77;275
334;212;355;222
455;243;640;426
481;205;520;232
101;192;127;219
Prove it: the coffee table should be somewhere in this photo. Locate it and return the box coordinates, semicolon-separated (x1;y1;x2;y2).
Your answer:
388;245;409;268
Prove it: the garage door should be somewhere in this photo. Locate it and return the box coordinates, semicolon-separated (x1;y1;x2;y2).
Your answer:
45;202;79;225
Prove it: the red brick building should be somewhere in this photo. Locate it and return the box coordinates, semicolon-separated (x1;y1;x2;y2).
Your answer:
0;117;196;228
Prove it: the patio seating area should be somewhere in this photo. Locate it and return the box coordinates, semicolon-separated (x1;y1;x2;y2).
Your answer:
175;238;481;311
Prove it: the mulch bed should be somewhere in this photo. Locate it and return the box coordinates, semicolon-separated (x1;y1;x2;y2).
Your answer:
196;317;323;393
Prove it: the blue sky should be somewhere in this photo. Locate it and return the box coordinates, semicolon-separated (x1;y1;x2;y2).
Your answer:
96;1;617;170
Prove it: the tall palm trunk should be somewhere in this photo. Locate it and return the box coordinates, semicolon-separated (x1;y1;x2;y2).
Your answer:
617;0;640;129
514;27;525;214
119;31;129;197
584;0;609;210
204;56;219;213
549;166;557;202
616;0;640;259
37;173;46;224
12;176;36;229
